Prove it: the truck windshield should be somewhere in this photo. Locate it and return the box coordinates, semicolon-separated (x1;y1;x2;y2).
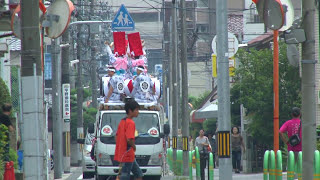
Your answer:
100;112;160;144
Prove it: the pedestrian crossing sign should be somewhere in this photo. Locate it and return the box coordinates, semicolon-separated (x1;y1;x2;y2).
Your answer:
112;4;135;31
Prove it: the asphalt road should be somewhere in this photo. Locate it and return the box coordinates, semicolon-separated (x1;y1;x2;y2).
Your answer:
50;166;292;180
59;167;290;180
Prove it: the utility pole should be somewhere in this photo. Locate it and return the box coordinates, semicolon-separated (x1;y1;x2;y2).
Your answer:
301;0;316;178
208;0;216;37
52;38;63;178
171;0;178;170
61;29;71;173
76;24;84;165
180;0;189;176
169;18;173;145
90;0;98;108
216;0;232;179
21;1;46;179
162;0;168;116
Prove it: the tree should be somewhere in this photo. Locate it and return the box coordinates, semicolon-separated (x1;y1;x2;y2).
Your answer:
70;88;97;141
231;42;301;148
0;77;11;175
188;91;218;138
0;77;12;113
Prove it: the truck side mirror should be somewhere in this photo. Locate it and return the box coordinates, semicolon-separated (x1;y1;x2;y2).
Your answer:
88;123;95;134
77;138;85;144
164;124;170;135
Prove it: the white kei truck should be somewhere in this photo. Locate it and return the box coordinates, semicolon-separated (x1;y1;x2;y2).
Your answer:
88;101;170;180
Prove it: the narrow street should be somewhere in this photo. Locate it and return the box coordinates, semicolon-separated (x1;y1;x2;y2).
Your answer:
51;166;290;180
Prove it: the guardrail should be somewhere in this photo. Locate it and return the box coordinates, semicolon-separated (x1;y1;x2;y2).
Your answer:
167;148;320;179
263;150;320;180
166;147;214;179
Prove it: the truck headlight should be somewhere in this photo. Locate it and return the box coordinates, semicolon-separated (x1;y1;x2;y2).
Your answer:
148;153;162;165
97;152;112;166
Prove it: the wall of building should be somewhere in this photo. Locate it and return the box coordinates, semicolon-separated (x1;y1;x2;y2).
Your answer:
242;0;265;43
188;61;212;96
0;38;11;92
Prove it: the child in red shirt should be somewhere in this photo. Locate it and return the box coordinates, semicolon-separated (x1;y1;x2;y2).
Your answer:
114;99;143;180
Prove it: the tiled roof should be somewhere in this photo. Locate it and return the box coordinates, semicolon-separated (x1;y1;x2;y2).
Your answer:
247;31;274;47
8;38;21;51
228;13;243;35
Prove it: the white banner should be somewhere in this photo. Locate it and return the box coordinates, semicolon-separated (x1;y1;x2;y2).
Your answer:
62;84;71;121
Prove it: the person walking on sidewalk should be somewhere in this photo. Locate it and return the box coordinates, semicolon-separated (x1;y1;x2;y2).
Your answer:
231;126;245;173
208;133;216;168
195;129;210;180
280;107;302;160
114;99;143;180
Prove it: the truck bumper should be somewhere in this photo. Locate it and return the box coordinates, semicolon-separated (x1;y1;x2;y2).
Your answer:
97;166;162;176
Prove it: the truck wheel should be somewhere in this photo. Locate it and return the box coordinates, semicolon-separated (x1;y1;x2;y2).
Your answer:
83;172;94;179
96;175;108;180
96;175;110;180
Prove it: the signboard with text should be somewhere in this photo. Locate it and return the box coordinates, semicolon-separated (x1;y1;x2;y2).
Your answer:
62;84;71;121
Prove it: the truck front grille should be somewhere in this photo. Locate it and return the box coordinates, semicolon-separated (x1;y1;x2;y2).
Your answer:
110;155;151;166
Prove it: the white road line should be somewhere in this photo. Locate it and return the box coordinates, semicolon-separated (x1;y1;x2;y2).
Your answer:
77;174;83;180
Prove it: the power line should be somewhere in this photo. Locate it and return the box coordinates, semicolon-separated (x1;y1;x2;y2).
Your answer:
73;3;257;14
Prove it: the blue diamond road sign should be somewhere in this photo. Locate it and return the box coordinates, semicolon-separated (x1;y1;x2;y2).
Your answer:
112;4;135;31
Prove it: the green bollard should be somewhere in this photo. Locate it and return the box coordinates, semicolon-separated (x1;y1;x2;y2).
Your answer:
189;151;193;180
209;152;214;180
314;150;320;180
263;150;270;180
166;148;170;171
177;150;183;175
276;150;283;180
269;150;276;180
166;148;169;170
167;148;173;171
287;151;295;180
297;151;302;180
195;147;201;179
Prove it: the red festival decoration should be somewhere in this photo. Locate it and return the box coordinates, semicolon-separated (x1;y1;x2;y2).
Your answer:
113;32;126;56
127;32;143;57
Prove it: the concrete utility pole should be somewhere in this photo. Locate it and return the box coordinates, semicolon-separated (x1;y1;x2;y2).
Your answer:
169;18;173;145
76;24;84;165
61;29;71;173
90;0;98;108
21;1;46;179
208;0;216;37
216;0;232;179
301;0;316;178
52;38;63;178
180;0;189;176
171;0;178;167
162;0;168;117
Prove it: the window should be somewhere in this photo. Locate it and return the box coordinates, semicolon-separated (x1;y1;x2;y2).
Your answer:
197;0;208;7
197;24;209;33
249;3;263;23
